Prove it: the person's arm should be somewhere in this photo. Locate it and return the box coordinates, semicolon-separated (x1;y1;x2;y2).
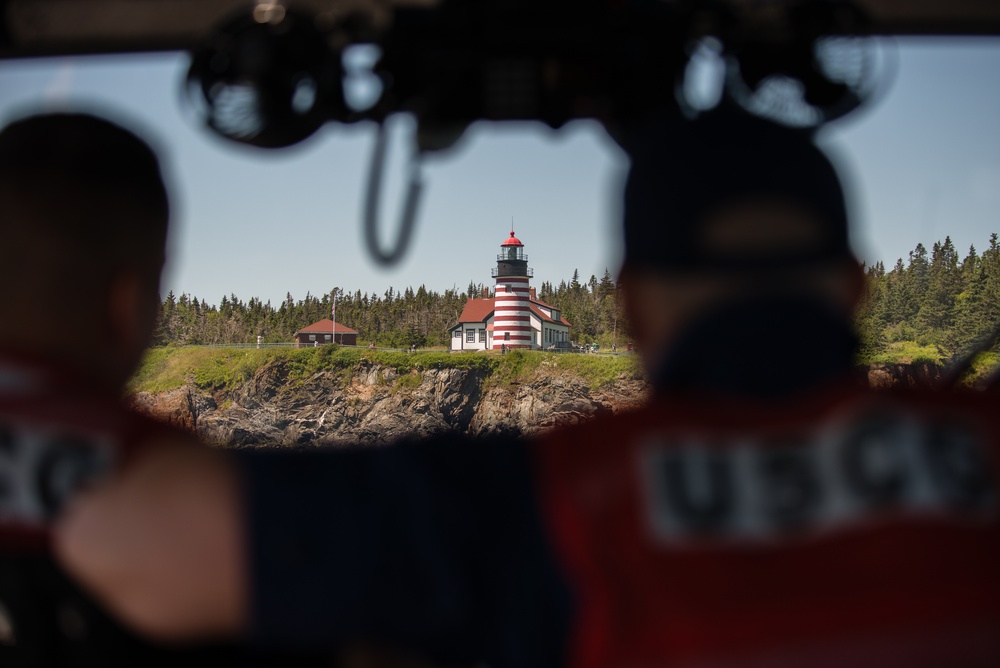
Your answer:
53;441;248;641
54;434;573;666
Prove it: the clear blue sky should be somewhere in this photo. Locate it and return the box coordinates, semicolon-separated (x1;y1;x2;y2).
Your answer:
1;37;998;307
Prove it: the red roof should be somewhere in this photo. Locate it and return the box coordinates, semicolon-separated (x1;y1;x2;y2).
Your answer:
501;231;523;247
295;318;357;335
532;296;557;309
530;303;570;326
452;297;571;328
455;298;495;323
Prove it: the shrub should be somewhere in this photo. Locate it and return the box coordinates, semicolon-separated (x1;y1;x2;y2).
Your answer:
393;372;423;393
860;341;942;366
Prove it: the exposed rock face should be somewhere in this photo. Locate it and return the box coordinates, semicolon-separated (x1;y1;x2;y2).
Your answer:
128;359;648;447
865;362;943;390
127;360;941;448
469;375;648;437
128;386;215;433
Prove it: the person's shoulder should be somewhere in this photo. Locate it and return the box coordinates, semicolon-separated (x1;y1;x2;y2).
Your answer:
0;354;200;549
535;383;998;446
872;387;998;437
534;402;660;451
0;351;201;458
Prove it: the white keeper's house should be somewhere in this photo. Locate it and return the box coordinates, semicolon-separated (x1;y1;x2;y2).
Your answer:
449;231;571;351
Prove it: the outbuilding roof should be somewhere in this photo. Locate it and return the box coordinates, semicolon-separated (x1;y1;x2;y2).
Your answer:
294;318;358;335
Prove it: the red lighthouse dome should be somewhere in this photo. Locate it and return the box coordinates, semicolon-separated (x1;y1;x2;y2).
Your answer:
501;231;523;247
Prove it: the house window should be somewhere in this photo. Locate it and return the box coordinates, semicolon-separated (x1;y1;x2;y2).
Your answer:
453;330;461;338
467;329;475;343
504;332;510;341
325;334;331;342
479;329;486;343
309;334;316;341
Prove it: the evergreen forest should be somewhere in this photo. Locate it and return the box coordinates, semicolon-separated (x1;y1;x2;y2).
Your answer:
855;233;1000;362
153;268;625;350
154;233;1000;363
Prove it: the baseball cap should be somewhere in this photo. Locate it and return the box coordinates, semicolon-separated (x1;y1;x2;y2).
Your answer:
622;109;852;273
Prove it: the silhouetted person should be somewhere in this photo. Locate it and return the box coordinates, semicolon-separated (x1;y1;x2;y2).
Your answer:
0;113;250;666
55;110;1000;666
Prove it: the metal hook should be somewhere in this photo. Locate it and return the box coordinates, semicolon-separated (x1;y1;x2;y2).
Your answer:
943;321;1000;389
362;120;424;267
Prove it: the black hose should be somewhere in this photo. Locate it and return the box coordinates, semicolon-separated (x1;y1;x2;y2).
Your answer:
362;121;424;267
943;322;1000;388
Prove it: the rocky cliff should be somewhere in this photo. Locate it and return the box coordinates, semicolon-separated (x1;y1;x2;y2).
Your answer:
127;357;947;448
128;357;650;447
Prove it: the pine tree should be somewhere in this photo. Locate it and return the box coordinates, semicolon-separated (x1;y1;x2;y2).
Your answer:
856;263;887;354
906;242;930;328
597;268;615;300
917;236;960;347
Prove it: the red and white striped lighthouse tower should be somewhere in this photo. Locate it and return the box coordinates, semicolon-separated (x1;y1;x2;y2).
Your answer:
491;231;534;350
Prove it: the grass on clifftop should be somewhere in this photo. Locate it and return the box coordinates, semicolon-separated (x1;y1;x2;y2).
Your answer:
956;351;999;386
130;346;501;394
489;349;642;389
129;347;291;394
857;342;998;387
859;341;943;366
552;352;642;387
129;346;642;394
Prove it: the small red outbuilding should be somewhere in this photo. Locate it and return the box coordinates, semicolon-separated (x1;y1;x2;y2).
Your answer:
293;319;358;347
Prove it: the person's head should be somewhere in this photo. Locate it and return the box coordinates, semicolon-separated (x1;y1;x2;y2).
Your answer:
617;110;862;378
0;112;169;390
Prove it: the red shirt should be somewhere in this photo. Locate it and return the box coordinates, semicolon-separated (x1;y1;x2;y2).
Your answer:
0;354;173;553
538;386;1000;667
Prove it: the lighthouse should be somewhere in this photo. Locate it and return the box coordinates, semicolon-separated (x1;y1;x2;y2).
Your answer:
491;231;534;349
448;230;570;351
